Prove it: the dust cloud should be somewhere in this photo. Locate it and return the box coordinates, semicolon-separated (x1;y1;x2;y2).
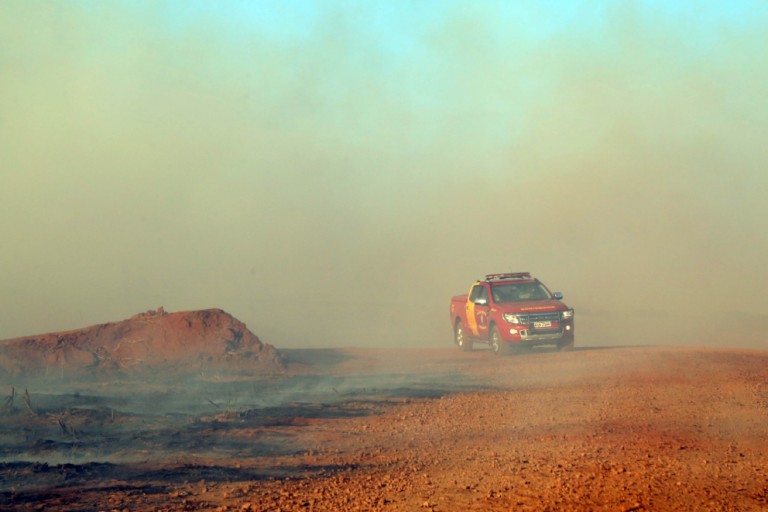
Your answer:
1;2;767;349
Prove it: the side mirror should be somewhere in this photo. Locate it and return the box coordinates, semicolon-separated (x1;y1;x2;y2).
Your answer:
475;298;488;306
553;292;563;300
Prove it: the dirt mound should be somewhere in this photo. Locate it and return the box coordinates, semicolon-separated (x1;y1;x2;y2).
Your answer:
0;308;284;379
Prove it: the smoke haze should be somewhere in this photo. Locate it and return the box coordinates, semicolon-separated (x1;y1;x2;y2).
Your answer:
2;1;767;348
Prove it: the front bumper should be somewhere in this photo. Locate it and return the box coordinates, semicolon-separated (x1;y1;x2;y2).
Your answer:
500;320;575;345
519;327;573;347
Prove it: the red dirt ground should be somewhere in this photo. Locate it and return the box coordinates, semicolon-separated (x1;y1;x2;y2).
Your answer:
2;342;768;511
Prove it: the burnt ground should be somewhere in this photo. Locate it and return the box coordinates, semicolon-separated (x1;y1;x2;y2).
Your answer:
2;345;768;511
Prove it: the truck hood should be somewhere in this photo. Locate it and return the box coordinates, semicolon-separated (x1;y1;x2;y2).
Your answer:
495;299;569;313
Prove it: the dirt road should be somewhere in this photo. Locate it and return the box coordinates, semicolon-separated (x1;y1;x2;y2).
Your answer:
2;345;768;511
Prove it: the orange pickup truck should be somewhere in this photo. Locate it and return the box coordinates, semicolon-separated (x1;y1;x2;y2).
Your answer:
450;272;574;354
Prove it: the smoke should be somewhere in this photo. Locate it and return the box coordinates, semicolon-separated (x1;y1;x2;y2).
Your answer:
1;1;767;348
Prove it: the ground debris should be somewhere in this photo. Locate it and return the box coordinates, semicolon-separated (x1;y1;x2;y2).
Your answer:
1;387;14;415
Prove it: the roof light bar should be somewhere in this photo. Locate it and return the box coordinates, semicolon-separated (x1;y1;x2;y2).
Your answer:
484;272;532;281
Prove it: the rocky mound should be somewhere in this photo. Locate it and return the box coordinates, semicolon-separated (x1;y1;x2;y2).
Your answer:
0;308;284;379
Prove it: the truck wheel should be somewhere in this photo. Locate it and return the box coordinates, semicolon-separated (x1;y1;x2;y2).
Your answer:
558;339;574;352
455;323;473;351
490;326;507;355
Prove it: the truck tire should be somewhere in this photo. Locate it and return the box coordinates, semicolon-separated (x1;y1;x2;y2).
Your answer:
558;339;575;352
455;322;473;351
489;326;508;355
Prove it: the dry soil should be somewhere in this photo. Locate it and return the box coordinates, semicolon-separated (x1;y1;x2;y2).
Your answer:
2;345;768;511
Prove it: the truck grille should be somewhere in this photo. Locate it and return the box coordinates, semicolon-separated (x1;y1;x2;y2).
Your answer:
518;311;561;324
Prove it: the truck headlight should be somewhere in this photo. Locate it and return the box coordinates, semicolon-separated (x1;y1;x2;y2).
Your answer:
503;313;522;324
561;309;574;320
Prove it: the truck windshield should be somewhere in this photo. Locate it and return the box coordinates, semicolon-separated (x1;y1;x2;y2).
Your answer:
491;282;552;303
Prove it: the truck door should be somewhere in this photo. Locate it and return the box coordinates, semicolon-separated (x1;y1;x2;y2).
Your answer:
467;284;491;338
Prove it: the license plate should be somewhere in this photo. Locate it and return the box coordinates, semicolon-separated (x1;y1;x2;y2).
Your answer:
533;321;552;328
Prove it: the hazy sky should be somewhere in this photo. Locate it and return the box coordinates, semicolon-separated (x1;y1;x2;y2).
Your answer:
2;1;767;348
